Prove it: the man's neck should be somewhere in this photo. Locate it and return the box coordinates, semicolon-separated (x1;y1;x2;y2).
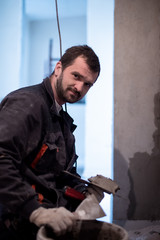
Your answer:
50;74;64;106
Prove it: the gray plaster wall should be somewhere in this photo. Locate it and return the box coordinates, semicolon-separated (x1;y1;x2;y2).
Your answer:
114;0;160;221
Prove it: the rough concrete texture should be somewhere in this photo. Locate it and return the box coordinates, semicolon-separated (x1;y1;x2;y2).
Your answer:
114;0;160;222
128;225;160;240
127;93;160;220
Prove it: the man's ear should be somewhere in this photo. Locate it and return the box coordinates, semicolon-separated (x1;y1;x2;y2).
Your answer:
54;61;62;77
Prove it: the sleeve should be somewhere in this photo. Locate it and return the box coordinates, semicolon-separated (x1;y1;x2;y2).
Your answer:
0;91;45;219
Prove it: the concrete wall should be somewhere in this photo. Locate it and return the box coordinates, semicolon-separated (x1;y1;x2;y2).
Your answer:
114;0;160;222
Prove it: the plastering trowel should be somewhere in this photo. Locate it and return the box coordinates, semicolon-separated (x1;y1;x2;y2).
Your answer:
63;171;120;220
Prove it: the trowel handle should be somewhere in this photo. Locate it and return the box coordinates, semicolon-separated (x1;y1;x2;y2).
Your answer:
64;186;85;201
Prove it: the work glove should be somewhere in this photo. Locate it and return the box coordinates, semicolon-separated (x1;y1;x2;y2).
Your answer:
29;207;78;236
86;186;104;202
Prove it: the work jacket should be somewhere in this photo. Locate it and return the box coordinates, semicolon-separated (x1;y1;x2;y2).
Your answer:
0;77;84;221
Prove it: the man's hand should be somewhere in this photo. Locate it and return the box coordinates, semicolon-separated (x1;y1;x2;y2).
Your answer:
86;186;104;202
29;207;77;236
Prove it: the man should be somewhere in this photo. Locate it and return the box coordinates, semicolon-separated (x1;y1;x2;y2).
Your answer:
0;45;102;239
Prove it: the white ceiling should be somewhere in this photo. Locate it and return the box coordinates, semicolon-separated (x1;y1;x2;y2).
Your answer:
25;0;87;20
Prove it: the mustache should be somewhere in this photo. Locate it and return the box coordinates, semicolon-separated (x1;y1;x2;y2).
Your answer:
68;87;81;98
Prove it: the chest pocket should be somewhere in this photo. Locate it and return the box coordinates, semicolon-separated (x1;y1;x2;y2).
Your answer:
30;132;67;174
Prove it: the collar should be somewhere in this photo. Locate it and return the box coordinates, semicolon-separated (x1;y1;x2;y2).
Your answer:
55;100;62;115
42;77;59;115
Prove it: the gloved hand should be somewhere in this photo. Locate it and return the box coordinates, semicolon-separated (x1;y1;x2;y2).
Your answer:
29;207;78;236
86;186;104;202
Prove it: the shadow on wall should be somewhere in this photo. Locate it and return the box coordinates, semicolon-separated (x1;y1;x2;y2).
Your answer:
114;149;130;220
128;92;160;220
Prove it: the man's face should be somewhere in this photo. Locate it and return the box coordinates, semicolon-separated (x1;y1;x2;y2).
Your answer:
54;56;98;105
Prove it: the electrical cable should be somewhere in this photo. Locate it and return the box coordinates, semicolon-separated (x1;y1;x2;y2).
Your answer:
55;0;62;58
55;0;67;112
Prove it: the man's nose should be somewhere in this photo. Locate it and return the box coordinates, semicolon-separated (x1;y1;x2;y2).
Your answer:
75;82;84;92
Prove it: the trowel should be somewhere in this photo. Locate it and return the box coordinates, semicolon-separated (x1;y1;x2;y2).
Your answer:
63;171;120;220
63;170;120;195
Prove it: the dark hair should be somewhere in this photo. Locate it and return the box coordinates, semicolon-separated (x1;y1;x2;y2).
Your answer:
60;45;100;76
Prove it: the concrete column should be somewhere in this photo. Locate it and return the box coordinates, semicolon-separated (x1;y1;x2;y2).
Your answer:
114;0;160;225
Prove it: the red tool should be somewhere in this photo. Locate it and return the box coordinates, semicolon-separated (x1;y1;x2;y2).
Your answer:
64;186;85;201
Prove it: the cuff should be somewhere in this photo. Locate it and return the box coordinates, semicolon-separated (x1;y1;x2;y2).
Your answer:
19;197;41;220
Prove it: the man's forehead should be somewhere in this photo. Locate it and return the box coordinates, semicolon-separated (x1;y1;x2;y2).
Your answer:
70;56;87;65
67;56;89;71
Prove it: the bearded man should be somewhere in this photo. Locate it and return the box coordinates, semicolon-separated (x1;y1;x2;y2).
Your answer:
0;45;102;240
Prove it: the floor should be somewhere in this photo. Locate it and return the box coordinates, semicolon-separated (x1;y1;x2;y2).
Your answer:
114;220;160;240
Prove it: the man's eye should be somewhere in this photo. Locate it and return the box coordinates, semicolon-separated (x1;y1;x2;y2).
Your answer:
85;82;92;88
74;74;79;79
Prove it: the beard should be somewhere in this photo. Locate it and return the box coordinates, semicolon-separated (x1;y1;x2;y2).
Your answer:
55;73;81;103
